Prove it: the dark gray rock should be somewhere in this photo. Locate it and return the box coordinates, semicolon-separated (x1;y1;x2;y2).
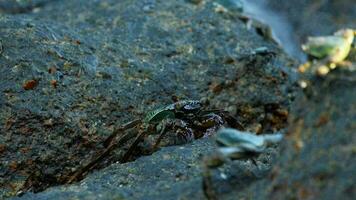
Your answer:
0;0;55;14
0;0;295;198
14;138;281;200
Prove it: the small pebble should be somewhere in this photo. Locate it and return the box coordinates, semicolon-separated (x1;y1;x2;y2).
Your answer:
316;65;330;76
299;80;308;88
213;2;228;13
50;80;57;88
220;172;227;180
23;79;38;90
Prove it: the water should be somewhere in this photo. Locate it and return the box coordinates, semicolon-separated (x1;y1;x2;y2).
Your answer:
239;0;307;62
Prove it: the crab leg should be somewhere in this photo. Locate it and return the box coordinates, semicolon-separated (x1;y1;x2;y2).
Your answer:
121;127;150;162
103;119;141;147
202;154;224;200
152;123;168;151
66;120;141;183
202;168;218;200
200;110;244;130
220;111;244;130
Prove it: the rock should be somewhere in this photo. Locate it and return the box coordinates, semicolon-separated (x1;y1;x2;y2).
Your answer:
0;0;54;14
233;67;356;200
218;1;356;198
3;0;355;199
14;138;281;200
220;19;356;199
0;0;295;198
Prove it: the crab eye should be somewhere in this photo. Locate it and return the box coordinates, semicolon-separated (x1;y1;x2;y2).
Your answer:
183;101;201;111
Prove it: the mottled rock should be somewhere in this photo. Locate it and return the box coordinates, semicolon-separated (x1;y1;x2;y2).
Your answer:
0;0;295;198
0;0;54;14
14;138;281;200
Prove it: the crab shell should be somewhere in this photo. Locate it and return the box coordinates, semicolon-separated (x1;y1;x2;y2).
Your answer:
144;109;175;123
171;100;202;113
144;100;202;123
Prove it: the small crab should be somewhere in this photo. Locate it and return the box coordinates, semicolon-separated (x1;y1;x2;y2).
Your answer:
119;100;244;162
67;100;243;183
202;128;283;199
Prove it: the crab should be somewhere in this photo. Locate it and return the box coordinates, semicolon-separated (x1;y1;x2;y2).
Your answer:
117;100;244;162
67;100;243;183
202;128;284;199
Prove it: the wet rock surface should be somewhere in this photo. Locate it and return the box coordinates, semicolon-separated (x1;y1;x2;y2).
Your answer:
0;0;55;14
1;0;355;199
14;139;280;200
0;0;295;198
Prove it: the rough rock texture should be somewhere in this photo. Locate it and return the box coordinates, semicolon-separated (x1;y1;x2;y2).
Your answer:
233;61;356;200
14;138;280;200
0;0;54;14
0;0;295;198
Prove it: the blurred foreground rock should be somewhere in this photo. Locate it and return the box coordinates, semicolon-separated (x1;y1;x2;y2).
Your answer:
235;62;356;200
266;0;356;44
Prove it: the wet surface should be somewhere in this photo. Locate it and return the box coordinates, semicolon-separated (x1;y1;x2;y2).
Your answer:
1;0;355;199
240;0;307;62
0;0;295;198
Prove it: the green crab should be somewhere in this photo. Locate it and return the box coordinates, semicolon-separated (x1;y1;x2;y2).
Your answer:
102;100;204;151
118;100;244;162
67;100;243;183
300;28;355;75
202;128;283;199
